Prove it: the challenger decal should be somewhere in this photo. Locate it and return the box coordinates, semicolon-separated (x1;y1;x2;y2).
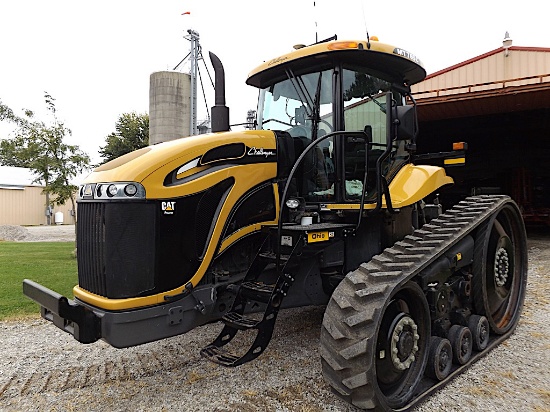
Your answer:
267;56;288;66
247;147;276;158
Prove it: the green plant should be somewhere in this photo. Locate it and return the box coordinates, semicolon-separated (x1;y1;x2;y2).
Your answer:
0;242;77;320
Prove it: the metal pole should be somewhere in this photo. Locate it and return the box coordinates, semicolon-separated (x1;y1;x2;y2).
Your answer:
187;29;199;136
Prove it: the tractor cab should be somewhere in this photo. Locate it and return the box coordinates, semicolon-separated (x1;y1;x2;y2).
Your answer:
248;38;425;211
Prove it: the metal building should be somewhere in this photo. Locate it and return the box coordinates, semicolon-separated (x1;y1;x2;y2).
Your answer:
0;166;75;226
411;39;550;226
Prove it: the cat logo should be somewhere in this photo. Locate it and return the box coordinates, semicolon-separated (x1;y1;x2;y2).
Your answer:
162;201;176;215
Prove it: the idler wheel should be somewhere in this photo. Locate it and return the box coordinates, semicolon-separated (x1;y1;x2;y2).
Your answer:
472;203;528;335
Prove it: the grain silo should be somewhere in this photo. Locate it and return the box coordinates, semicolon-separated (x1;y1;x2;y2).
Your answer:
149;71;191;144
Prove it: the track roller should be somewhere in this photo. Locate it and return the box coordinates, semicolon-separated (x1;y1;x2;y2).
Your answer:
468;315;490;351
425;336;452;381
448;325;472;365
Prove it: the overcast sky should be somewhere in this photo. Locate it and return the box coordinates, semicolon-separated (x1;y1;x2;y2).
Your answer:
1;0;549;165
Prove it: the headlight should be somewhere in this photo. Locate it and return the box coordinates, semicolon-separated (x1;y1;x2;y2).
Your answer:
286;198;300;209
124;184;138;196
107;184;118;197
78;182;146;200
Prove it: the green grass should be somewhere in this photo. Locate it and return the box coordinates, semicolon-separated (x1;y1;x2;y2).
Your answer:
0;242;77;320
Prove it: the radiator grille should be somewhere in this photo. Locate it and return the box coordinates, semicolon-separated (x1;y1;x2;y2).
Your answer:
77;202;156;299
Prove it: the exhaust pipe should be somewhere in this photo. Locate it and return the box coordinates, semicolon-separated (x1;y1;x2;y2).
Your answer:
209;52;230;132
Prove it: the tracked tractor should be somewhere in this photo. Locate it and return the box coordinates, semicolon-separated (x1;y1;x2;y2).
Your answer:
23;35;528;411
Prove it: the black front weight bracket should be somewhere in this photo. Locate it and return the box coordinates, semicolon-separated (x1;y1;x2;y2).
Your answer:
23;279;101;344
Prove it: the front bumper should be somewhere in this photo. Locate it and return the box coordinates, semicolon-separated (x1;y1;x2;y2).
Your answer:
23;279;220;348
23;279;101;344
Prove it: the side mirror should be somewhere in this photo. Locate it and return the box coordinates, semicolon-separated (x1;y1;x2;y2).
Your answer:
395;105;416;140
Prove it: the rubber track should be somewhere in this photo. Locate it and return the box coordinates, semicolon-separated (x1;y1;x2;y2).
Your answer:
320;195;516;411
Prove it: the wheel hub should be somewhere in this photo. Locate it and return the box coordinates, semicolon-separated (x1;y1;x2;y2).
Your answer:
494;247;510;287
460;334;471;356
479;323;488;342
439;347;450;371
390;316;419;371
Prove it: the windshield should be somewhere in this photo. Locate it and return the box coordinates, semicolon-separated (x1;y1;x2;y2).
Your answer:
258;69;334;140
257;65;403;203
258;69;335;202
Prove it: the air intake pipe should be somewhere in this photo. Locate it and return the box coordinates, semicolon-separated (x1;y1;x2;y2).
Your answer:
209;51;230;132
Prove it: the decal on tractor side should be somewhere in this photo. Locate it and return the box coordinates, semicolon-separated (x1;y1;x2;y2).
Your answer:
307;231;334;243
162;201;175;215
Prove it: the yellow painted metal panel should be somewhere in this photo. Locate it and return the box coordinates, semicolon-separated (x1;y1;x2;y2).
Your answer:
323;165;453;211
247;40;423;81
84;130;277;187
388;164;454;206
73;162;451;310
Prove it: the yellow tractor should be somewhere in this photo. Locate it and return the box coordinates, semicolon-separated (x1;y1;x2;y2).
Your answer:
24;36;527;411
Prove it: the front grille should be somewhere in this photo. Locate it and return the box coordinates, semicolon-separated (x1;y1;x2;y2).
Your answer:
195;179;233;259
77;202;156;299
77;202;106;295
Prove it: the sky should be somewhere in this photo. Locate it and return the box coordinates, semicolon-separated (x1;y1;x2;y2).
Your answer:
1;0;549;166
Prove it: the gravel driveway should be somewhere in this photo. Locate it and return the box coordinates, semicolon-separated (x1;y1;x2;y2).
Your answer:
0;225;76;242
0;230;549;411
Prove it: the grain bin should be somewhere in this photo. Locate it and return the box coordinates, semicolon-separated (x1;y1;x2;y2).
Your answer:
149;71;191;144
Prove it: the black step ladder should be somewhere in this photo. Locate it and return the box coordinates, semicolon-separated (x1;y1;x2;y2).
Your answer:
200;235;302;367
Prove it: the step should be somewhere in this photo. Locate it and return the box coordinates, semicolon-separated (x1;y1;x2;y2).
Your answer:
200;345;240;367
258;251;298;270
222;312;261;330
240;281;275;303
258;251;290;263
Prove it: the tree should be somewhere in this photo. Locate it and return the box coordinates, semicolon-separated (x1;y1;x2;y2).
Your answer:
98;112;149;164
0;93;90;224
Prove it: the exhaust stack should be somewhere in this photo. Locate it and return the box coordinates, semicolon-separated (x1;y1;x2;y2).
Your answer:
209;52;230;132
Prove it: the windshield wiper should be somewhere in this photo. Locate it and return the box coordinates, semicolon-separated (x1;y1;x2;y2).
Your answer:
284;68;314;118
367;92;387;113
311;72;323;140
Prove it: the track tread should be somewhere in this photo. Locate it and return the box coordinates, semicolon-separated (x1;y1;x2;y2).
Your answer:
321;195;522;411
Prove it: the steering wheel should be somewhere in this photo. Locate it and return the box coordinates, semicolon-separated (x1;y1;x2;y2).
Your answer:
262;118;293;128
318;119;334;133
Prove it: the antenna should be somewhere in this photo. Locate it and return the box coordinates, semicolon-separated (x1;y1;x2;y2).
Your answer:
314;1;318;43
360;0;371;49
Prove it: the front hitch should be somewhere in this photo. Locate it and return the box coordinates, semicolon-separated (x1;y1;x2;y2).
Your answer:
23;279;101;344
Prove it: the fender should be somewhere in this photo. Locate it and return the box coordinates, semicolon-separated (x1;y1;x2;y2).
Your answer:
324;164;453;211
386;163;454;207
